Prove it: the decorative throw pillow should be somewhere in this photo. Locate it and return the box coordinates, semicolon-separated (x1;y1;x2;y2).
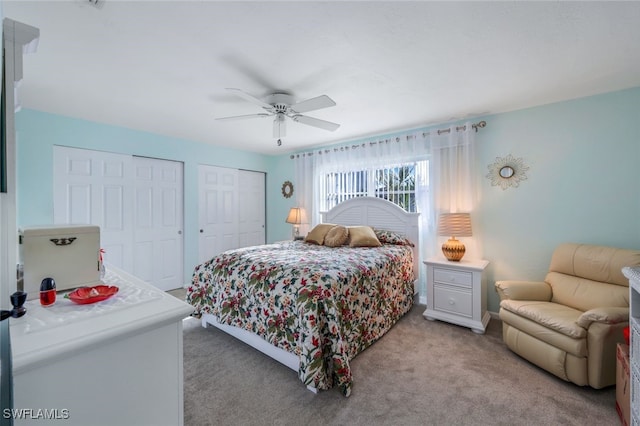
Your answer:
373;228;415;247
348;226;381;248
304;223;336;245
324;225;349;247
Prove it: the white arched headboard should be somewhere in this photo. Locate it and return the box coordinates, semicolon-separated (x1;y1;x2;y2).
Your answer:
320;197;420;284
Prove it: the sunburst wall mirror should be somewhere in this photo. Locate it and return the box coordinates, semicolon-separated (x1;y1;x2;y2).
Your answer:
486;154;529;190
281;181;294;198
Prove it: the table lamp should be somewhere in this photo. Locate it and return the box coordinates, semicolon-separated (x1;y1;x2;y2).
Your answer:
286;207;303;240
438;212;472;261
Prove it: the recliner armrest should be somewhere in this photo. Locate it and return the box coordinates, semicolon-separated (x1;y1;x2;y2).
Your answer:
576;307;629;329
495;280;551;301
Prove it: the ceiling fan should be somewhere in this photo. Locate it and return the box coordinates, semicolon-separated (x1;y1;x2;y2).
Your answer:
216;88;340;144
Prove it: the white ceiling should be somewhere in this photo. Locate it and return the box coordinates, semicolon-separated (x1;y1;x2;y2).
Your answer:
4;1;640;155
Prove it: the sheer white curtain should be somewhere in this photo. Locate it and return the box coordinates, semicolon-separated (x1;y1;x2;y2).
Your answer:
293;152;315;236
314;132;429;172
292;123;481;290
293;131;430;223
292;131;432;293
429;122;480;259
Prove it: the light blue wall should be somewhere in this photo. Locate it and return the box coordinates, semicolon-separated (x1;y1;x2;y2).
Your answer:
15;109;279;285
16;87;640;310
266;153;296;240
272;87;640;312
477;87;640;312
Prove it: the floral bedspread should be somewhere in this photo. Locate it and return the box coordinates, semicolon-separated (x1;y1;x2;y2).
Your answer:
186;240;414;396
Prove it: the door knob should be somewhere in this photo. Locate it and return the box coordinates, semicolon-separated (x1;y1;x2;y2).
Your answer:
199;229;204;233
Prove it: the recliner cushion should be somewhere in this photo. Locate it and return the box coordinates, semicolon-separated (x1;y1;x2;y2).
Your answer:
500;299;586;339
502;323;589;385
546;272;629;311
549;243;640;286
499;307;588;357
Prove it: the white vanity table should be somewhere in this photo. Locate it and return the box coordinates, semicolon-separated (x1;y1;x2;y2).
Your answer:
9;265;193;426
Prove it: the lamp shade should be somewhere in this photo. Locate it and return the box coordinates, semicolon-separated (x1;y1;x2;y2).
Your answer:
437;213;472;237
437;213;472;261
286;207;302;225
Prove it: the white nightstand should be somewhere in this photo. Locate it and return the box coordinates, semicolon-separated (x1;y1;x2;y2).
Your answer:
423;257;490;334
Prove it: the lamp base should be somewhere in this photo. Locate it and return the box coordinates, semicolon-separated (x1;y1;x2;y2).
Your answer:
442;237;466;261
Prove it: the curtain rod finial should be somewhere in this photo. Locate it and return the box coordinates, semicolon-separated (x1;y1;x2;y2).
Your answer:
474;121;487;132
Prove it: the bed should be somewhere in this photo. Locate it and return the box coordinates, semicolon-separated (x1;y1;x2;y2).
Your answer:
186;197;420;396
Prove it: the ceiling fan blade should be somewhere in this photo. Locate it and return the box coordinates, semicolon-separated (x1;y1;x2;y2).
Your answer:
273;114;286;139
225;88;273;110
216;113;271;121
292;114;340;132
290;95;336;113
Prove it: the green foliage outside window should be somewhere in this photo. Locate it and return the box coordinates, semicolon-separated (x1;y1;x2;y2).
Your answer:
323;162;424;213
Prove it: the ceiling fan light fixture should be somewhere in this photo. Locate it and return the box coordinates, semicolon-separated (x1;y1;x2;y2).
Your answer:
218;88;340;143
273;113;286;139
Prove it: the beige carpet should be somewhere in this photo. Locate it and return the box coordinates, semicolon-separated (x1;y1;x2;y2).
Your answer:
177;294;618;426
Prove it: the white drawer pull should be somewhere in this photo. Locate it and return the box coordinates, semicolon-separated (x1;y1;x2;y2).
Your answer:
449;298;455;305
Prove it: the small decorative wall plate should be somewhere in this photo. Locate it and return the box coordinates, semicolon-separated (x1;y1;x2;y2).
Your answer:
486;154;529;190
281;181;294;198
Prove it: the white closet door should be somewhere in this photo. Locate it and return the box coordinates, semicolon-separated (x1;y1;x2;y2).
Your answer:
238;170;266;247
53;146;134;272
133;157;184;291
53;147;185;291
197;165;239;264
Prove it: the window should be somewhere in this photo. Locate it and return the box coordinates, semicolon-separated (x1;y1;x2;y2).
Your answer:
320;161;428;213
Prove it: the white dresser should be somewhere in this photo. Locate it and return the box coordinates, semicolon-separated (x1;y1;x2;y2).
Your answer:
623;266;640;426
423;258;490;334
9;265;194;426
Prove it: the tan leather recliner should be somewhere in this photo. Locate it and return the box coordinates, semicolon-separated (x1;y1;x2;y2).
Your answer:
496;243;640;388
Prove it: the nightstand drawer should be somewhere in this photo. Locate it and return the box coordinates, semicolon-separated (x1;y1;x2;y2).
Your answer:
433;268;473;288
434;285;472;317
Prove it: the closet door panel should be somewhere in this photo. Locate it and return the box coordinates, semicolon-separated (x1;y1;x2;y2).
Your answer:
133;157;184;291
53;146;134;272
103;185;125;230
133;179;154;283
198;165;239;264
197;166;266;269
67;184;91;224
54;147;184;290
133;241;154;283
238;170;266;248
